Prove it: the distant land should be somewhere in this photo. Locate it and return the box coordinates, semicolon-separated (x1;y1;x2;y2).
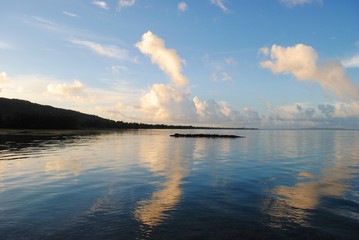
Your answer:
0;97;257;130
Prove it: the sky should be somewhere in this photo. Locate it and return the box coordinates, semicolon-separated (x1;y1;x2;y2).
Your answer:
0;0;359;128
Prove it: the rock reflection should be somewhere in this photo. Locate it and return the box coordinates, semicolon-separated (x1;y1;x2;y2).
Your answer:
134;136;190;227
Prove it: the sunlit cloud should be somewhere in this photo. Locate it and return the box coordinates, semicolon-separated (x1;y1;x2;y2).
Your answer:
260;44;359;102
178;2;188;12
0;72;7;93
280;0;322;7
70;38;130;60
92;0;109;9
62;11;79;18
0;72;7;83
47;80;85;97
136;31;189;87
140;84;197;123
136;31;261;126
342;54;359;68
209;0;230;13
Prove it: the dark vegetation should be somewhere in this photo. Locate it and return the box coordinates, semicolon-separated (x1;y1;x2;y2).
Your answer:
170;133;245;138
0;97;258;130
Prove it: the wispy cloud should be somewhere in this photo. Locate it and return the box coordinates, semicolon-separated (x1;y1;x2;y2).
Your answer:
0;41;12;50
211;72;233;82
136;31;189;87
92;0;109;9
178;2;188;12
260;44;359;102
62;11;79;18
209;0;230;13
342;54;359;68
280;0;322;7
70;38;130;60
118;0;136;9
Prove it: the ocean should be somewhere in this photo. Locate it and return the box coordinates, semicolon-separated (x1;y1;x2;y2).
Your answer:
0;129;358;239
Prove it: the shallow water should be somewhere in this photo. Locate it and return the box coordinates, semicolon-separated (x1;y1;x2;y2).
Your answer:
0;129;358;239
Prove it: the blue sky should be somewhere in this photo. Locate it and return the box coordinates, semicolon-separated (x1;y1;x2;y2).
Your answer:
1;0;359;128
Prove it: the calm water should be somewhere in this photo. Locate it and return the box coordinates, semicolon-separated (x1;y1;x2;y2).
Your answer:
0;129;358;239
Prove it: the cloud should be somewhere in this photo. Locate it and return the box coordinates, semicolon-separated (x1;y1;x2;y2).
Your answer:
280;0;322;7
193;97;239;123
139;84;249;125
92;1;109;9
62;11;79;18
342;54;359;68
225;57;237;66
0;41;12;49
211;72;233;82
136;31;189;87
140;84;197;123
118;0;136;9
0;72;7;83
0;72;7;92
70;39;130;60
260;44;359;102
262;100;359;128
111;65;127;74
178;2;188;12
209;0;229;13
135;31;261;126
318;104;335;118
47;80;85;97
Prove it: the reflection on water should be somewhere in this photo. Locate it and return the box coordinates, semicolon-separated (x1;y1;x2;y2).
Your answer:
134;136;190;227
261;130;359;233
0;129;358;239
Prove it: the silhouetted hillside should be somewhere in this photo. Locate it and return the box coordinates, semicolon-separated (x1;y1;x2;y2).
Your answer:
0;98;124;129
0;98;257;130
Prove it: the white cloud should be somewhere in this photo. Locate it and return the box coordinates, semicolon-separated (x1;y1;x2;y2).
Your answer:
280;0;322;7
62;11;79;18
70;39;130;60
342;54;359;68
47;80;85;97
178;2;188;12
136;31;189;87
209;0;229;13
260;44;359;102
118;0;136;9
92;1;109;9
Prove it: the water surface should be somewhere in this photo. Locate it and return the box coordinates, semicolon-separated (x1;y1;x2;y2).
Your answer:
0;129;358;239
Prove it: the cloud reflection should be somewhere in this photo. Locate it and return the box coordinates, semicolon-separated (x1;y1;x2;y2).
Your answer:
262;131;358;229
134;136;190;227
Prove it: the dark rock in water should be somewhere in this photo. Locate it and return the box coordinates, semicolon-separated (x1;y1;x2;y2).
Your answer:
170;133;245;138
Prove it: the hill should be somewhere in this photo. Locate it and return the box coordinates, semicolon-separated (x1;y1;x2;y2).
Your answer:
0;98;258;130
